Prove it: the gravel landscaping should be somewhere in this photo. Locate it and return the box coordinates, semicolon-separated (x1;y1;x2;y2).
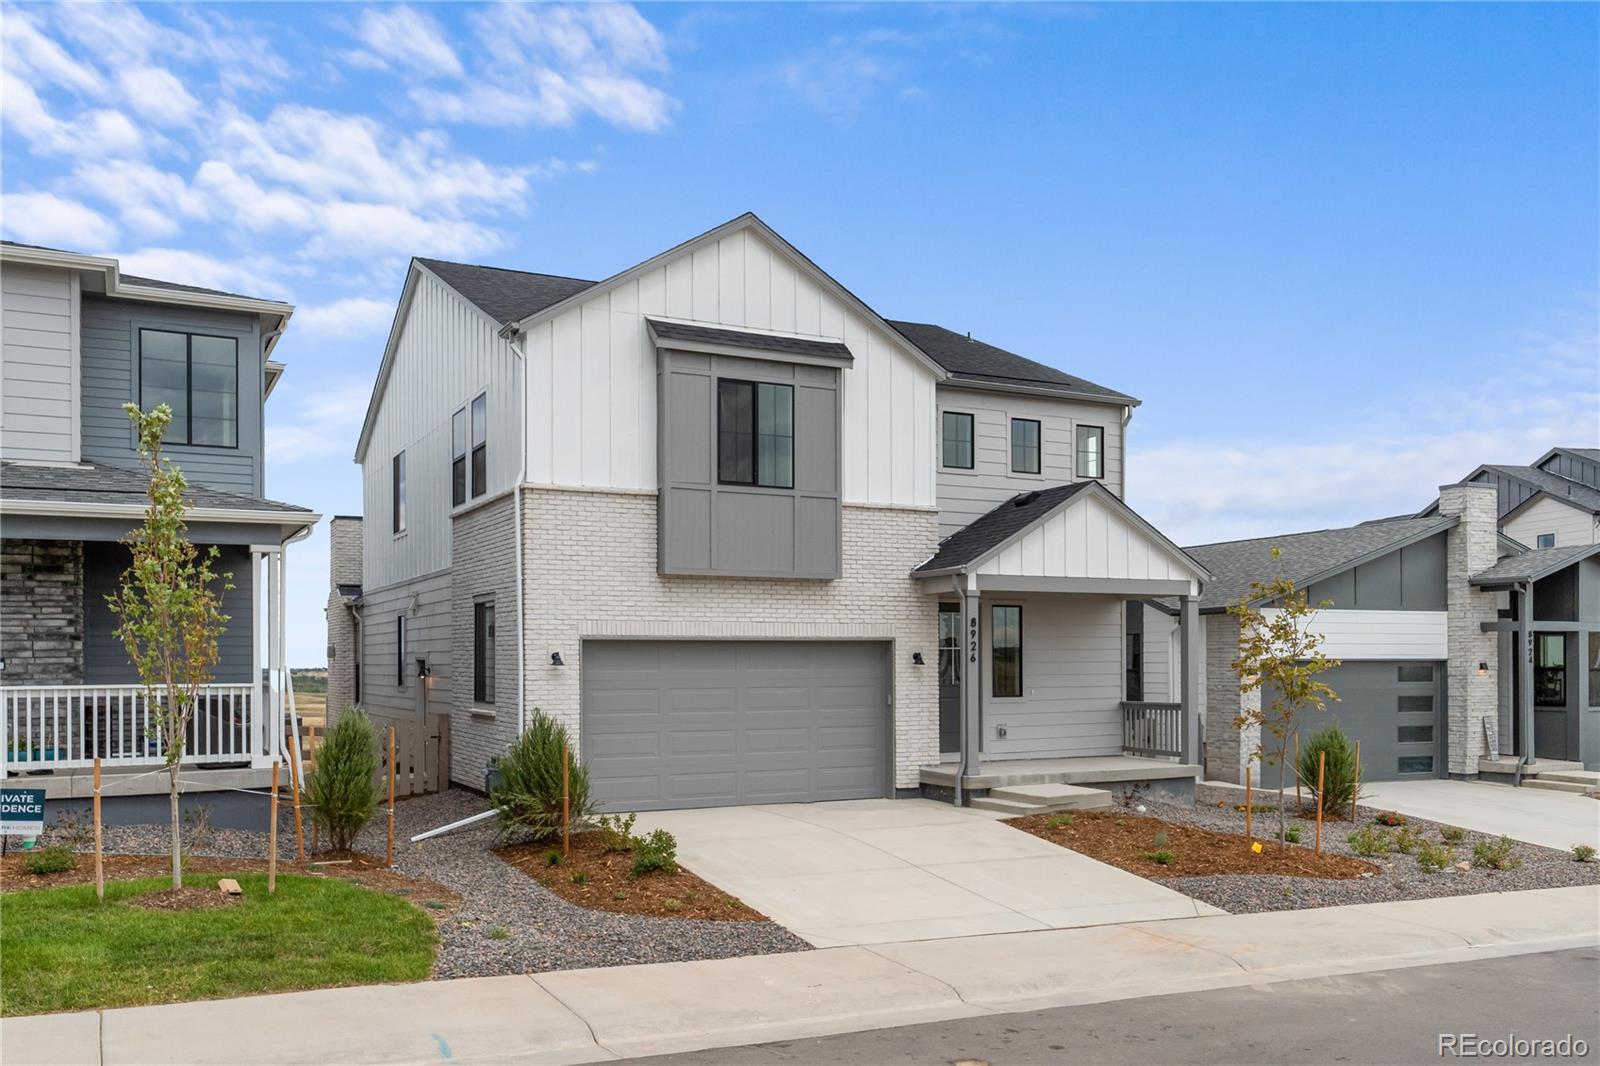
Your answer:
14;788;808;979
1065;783;1600;914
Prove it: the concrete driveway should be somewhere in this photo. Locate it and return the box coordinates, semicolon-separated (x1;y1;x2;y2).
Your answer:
1359;780;1600;851
634;799;1218;947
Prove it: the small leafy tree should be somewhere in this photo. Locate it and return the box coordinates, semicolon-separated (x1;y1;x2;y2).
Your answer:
1229;548;1339;850
105;404;231;889
307;708;380;851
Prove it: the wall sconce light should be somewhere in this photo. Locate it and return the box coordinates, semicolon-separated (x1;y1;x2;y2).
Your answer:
1477;662;1490;676
550;652;565;667
912;652;925;666
416;658;431;679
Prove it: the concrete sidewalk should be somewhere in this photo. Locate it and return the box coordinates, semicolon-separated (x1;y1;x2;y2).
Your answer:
5;886;1595;1066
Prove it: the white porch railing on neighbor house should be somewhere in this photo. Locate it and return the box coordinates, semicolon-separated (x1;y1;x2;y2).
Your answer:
1;684;262;773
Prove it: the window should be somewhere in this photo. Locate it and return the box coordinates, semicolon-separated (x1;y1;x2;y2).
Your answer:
1398;695;1434;715
991;605;1022;698
473;601;495;705
1398;725;1434;743
942;412;974;469
1536;533;1556;549
392;451;406;533
1076;424;1104;479
1010;418;1041;474
451;393;489;506
1534;634;1566;706
139;329;238;447
395;615;406;687
353;662;362;706
1397;664;1434;683
1125;632;1143;702
1397;755;1434;775
938;603;961;687
717;380;793;488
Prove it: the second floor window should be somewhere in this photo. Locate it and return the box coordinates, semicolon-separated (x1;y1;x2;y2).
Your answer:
452;393;488;506
139;329;238;447
942;411;974;469
1010;418;1041;474
1076;424;1104;479
392;450;406;533
718;379;793;488
1536;533;1555;549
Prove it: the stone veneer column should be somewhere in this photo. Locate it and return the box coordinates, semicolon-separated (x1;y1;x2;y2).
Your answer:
0;540;85;684
324;517;363;723
1436;483;1500;777
1203;612;1260;785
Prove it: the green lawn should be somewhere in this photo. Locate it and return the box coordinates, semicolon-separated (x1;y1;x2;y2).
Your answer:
1;874;436;1016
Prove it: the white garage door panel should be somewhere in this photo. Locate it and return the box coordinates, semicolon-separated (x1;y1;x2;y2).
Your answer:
584;640;890;811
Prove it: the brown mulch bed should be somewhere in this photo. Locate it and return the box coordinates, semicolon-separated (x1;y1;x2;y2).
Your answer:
129;885;242;912
496;832;765;922
1008;810;1382;880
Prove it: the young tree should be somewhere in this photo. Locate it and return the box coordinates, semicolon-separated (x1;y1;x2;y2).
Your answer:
106;404;232;888
1228;548;1340;849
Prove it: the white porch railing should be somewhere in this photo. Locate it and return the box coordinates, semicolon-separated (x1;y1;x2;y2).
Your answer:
2;684;261;772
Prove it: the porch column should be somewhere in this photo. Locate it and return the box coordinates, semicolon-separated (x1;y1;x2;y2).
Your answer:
268;547;285;763
250;547;266;762
959;584;982;783
1178;594;1200;766
1517;582;1534;766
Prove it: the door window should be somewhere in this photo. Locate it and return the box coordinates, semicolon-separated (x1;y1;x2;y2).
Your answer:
937;604;961;687
1534;634;1566;706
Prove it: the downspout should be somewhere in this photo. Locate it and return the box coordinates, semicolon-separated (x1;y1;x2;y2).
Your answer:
503;326;529;736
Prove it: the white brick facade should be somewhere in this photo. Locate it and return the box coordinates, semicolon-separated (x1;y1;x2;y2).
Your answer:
1203;612;1260;785
324;517;362;723
1438;483;1500;776
448;494;521;784
467;487;943;791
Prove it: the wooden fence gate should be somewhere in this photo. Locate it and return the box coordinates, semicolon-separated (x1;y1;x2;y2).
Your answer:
371;714;451;797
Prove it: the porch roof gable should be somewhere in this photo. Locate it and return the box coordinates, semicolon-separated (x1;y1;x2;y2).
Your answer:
1470;542;1600;588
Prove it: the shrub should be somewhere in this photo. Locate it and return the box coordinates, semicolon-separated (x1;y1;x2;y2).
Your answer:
1414;841;1455;873
1296;724;1361;815
1346;825;1393;857
306;708;380;852
1280;824;1303;844
1472;836;1521;871
23;845;76;875
1373;810;1407;827
544;850;562;867
630;829;678;878
663;897;683;911
1143;849;1176;866
1152;830;1170;849
1439;825;1467;845
492;710;594;844
596;813;640;853
1047;814;1074;829
1573;844;1597;864
570;871;589;885
488;926;510;940
1393;825;1424;854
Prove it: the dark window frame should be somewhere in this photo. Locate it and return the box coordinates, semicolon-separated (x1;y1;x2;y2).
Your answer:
716;378;794;489
942;411;974;470
395;614;406;688
991;604;1023;699
937;602;961;687
1535;533;1556;549
470;393;488;498
392;451;406;534
1534;633;1567;707
473;600;495;705
137;328;240;449
1010;417;1041;475
1075;423;1105;480
1125;632;1144;702
451;407;467;507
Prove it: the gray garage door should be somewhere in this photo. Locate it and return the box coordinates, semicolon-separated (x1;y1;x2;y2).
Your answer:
582;640;890;811
1280;660;1444;781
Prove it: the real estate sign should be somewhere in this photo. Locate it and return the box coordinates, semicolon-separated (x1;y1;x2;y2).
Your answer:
0;788;46;837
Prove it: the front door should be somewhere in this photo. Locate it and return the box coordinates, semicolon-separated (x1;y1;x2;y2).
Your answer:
938;603;961;754
1533;632;1570;761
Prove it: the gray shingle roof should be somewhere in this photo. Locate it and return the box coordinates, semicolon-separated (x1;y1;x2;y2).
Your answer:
1483;464;1600;514
888;320;1138;404
415;258;596;326
1183;516;1455;611
914;482;1094;573
646;319;853;362
1470;543;1600;586
1;461;311;515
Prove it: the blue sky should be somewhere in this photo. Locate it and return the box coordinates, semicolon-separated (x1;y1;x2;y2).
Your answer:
3;2;1596;668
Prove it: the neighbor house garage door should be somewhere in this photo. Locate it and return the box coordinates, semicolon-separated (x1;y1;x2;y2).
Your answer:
582;641;890;811
1283;660;1444;781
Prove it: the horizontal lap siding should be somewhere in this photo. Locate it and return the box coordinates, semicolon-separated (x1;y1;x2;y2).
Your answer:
1;263;76;462
357;572;452;723
1503;497;1599;548
983;594;1124;758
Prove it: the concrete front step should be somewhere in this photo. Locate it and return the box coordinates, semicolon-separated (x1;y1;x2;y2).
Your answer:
1523;778;1594;795
968;796;1049;815
1539;770;1600;787
1478;757;1585;777
970;784;1114;816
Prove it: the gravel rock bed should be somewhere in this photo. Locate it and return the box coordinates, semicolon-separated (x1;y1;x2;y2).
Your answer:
23;790;809;978
1130;784;1600;913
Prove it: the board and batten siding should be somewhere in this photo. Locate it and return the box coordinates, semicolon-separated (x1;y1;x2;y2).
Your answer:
361;269;522;591
79;295;264;495
1263;608;1448;661
973;491;1200;593
1503;496;1599;548
982;593;1125;758
522;227;938;509
1;262;79;462
936;386;1126;539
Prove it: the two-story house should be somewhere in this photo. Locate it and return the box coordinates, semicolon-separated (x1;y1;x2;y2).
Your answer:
0;241;318;821
334;213;1216;814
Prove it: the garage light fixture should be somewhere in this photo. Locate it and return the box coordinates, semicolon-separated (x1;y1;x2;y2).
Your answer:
1477;661;1489;676
550;652;565;667
912;652;925;665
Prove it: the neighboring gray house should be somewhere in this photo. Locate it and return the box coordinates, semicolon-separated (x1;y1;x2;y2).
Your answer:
1186;482;1600;784
0;241;318;815
337;212;1212;812
1423;447;1600;549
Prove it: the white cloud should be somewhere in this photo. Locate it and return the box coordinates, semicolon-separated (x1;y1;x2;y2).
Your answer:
781;31;918;119
0;192;117;248
266;384;372;462
115;247;286;300
1;7;102;94
1;72;146;158
117;66;201;126
354;6;463;78
71;161;209;237
295;297;397;339
305;202;502;260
